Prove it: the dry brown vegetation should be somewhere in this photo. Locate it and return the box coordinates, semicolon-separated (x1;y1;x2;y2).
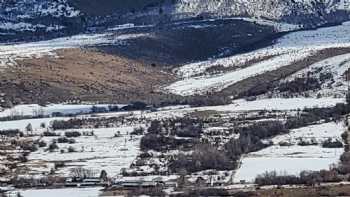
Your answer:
254;184;350;197
0;48;176;106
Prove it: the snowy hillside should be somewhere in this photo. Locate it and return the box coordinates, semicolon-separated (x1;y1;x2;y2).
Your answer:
164;21;350;96
174;0;349;24
0;0;349;41
0;0;80;32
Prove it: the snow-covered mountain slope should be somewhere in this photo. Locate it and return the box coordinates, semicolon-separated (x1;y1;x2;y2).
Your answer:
1;0;350;42
173;0;350;25
0;0;83;42
164;21;350;96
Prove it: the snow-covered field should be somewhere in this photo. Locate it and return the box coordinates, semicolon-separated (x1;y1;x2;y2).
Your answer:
165;21;350;96
272;122;345;144
234;122;345;182
0;104;118;118
17;187;102;197
195;97;345;112
28;126;142;177
0;117;68;132
2;97;341;178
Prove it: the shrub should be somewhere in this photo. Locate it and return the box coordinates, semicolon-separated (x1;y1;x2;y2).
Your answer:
20;143;38;152
297;138;318;146
42;131;59;137
57;137;76;144
169;143;233;173
322;138;343;148
0;129;22;137
65;131;81;138
68;146;76;153
51;119;83;130
38;140;47;148
130;127;145;135
48;142;59;152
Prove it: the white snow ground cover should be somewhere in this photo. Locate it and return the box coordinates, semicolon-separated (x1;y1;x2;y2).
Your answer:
28;126;142;177
272;121;345;145
0;104;115;118
17;187;102;197
196;97;344;112
1;97;344;179
165;21;350;96
283;53;350;97
0;117;68;132
234;122;345;183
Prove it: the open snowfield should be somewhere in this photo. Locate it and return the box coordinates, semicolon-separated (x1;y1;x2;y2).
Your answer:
0;117;68;132
165;21;350;96
234;122;345;182
234;157;340;183
0;104;118;118
272;122;345;144
17;187;103;197
28;126;143;177
198;97;344;112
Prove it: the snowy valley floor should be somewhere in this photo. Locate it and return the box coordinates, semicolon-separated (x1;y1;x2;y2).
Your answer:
1;20;350;197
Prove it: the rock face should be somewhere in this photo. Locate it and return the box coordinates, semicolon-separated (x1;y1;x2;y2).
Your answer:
0;0;349;41
172;0;350;24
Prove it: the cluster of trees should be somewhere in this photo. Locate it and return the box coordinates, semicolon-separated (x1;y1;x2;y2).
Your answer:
147;118;203;138
64;131;81;138
57;137;76;144
140;134;196;152
155;95;230;108
240;71;333;98
130;127;145;135
47;142;59;152
255;170;341;186
92;102;149;113
339;151;350;174
322;138;343;148
139;118;295;173
169;143;234;173
70;168;100;179
225;121;287;160
167;120;288;173
285;103;349;130
0;129;23;137
43;131;60;137
140;118;203;152
278;77;321;93
48;115;138;130
51;119;84;130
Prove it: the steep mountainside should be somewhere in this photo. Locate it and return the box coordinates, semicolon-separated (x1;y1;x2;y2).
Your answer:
1;0;350;42
0;0;84;41
173;0;350;24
